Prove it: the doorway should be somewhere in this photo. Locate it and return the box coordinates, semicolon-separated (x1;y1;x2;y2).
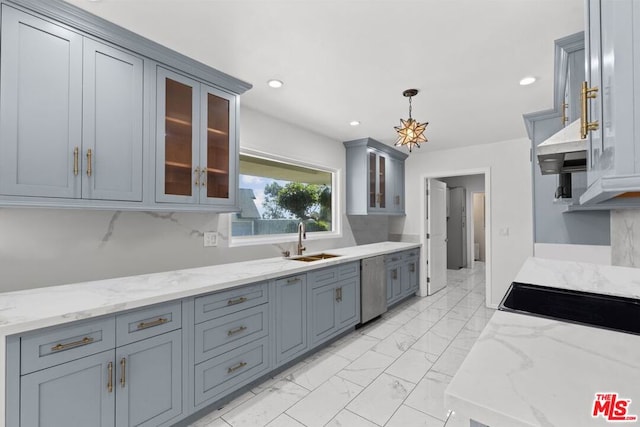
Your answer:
419;169;492;306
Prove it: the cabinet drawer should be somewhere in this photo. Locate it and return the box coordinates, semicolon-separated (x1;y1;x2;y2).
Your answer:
194;304;268;364
21;316;116;375
402;249;419;260
338;262;359;280
194;337;269;406
116;301;181;346
385;254;402;263
195;282;268;324
308;262;358;289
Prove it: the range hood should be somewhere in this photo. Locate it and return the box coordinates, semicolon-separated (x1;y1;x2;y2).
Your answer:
536;119;587;175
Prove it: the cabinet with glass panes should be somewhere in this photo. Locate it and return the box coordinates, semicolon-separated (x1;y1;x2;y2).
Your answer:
156;67;237;208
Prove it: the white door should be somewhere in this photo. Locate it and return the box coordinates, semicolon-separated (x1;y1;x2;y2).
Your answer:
427;179;447;294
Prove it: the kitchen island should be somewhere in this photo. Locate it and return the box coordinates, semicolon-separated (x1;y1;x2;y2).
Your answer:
0;241;420;426
445;257;640;427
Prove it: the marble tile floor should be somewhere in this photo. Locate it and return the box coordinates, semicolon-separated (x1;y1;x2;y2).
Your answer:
189;262;492;427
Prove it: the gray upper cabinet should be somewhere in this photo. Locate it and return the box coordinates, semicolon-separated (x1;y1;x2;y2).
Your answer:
580;0;640;205
0;5;143;203
343;137;408;215
83;39;144;202
156;67;237;208
0;0;250;211
0;5;83;199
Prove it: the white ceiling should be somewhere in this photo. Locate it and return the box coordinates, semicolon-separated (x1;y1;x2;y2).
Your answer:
65;0;584;152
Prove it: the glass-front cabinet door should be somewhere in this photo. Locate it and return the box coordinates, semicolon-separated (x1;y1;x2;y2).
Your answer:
156;67;199;203
367;150;387;211
199;84;236;206
156;67;236;207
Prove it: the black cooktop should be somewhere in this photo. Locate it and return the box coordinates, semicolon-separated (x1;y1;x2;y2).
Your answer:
499;282;640;335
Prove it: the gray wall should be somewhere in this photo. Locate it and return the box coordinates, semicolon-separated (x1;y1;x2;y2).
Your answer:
531;116;610;245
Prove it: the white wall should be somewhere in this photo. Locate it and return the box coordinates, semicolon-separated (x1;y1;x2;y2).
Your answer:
0;107;366;292
394;138;533;307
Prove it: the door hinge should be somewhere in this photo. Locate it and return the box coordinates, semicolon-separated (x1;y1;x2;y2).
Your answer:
426;233;430;239
427;277;430;283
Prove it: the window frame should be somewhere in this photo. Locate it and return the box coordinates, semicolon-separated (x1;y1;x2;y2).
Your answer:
228;148;342;247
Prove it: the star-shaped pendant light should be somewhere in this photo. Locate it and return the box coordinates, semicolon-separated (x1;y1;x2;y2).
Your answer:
394;89;428;152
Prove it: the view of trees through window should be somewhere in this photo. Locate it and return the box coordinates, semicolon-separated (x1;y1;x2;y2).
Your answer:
232;154;333;237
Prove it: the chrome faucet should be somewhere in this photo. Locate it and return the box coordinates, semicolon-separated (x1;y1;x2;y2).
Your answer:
296;222;306;255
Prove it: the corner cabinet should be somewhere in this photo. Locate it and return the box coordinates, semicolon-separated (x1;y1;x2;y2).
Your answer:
0;0;250;211
580;0;640;205
155;67;237;208
343;137;408;215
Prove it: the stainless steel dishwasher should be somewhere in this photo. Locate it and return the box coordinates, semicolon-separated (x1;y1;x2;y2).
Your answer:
361;255;387;323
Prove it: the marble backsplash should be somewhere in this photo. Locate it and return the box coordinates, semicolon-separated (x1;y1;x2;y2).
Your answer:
610;209;640;267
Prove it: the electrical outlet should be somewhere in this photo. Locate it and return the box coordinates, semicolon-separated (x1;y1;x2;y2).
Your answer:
203;232;218;247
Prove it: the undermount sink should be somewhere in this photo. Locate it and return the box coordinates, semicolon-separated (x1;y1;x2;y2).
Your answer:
290;253;341;262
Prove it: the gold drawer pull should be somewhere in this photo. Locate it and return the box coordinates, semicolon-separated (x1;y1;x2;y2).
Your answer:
287;277;301;284
580;81;599;139
120;357;126;388
227;296;247;306
227;361;247;374
51;336;94;352
107;362;113;393
137;317;169;330
227;325;247;336
409;263;416;273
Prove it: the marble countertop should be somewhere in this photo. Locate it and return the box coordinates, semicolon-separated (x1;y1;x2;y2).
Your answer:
445;256;640;427
0;241;420;336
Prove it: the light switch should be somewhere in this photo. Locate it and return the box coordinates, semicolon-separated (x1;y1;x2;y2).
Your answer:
204;232;218;247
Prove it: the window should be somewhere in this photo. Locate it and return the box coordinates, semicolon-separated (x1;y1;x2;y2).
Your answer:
231;152;336;242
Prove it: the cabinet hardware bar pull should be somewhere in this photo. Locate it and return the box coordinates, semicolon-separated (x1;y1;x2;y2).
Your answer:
580;81;599;139
410;264;416;273
335;288;340;302
107;362;113;393
227;296;247;306
200;169;206;187
73;147;79;176
561;102;569;125
120;357;126;388
137;317;168;330
194;167;200;186
51;336;94;352
227;361;247;374
392;269;398;280
287;277;301;284
86;149;92;177
227;325;247;336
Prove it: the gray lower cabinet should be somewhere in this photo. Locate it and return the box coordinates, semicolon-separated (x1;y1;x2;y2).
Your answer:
0;5;144;202
386;259;402;305
387;249;420;306
15;302;183;427
274;275;308;365
115;330;182;427
309;263;360;346
20;350;115;427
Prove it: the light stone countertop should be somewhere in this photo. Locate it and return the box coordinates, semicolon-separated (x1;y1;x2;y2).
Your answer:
0;241;420;336
445;257;640;427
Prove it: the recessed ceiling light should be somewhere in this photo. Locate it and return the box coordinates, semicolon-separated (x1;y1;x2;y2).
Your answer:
267;79;283;89
519;76;536;86
349;121;360;126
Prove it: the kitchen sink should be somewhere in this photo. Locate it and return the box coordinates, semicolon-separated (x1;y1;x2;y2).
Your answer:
289;253;341;262
499;282;640;335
